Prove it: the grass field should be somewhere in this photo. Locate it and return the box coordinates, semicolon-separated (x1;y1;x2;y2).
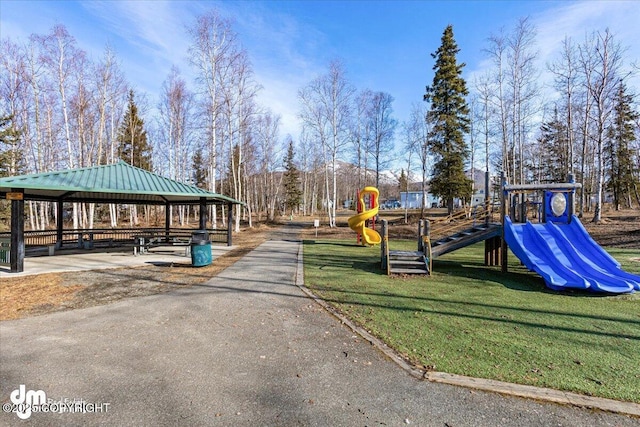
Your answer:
303;239;640;403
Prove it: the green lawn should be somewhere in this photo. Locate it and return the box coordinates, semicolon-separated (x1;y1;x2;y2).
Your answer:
303;239;640;403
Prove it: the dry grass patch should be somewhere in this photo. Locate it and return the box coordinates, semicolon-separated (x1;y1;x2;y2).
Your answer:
0;274;84;320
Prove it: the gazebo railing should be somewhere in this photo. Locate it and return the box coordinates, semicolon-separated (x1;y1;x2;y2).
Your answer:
0;227;229;248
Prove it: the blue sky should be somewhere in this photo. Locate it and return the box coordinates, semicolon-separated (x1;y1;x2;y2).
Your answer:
2;0;639;143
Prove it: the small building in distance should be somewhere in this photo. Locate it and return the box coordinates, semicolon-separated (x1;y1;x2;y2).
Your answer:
400;191;441;209
399;168;499;209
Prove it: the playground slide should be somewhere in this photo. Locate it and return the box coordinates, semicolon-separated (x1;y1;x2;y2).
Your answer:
504;215;640;294
348;186;381;246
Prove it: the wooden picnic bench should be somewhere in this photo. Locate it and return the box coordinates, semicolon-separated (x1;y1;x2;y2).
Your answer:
134;232;194;255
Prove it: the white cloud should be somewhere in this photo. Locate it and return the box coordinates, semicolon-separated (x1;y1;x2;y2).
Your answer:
79;0;198;97
534;1;639;65
78;0;327;139
254;74;303;139
82;0;189;60
212;1;331;140
467;0;639;106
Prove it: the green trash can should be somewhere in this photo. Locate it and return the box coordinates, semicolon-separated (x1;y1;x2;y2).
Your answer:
191;230;212;267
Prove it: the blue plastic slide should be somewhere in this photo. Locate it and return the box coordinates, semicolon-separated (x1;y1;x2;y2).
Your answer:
504;215;640;294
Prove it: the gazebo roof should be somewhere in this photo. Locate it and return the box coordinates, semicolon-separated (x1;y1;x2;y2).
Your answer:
0;161;242;205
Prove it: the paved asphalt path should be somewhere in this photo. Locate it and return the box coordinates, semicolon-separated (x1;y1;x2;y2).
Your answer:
1;225;637;426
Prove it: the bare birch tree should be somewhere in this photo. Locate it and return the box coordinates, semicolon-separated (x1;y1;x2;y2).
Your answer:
506;17;539;184
368;91;397;189
583;29;624;223
219;49;259;232
405;102;432;217
253;111;281;221
484;29;510;177
188;10;238;228
549;36;579;176
351;89;373;189
473;72;495;200
38;25;86;229
158;66;195;225
298;60;354;227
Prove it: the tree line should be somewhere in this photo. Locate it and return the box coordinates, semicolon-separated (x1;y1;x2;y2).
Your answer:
405;18;639;222
1;9;639;231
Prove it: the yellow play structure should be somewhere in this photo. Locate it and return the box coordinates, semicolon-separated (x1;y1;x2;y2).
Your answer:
347;186;381;246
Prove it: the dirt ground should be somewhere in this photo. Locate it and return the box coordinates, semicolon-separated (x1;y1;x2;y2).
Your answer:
1;209;638;321
582;212;640;249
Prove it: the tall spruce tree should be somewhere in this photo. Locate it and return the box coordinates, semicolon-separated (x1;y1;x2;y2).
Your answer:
398;168;409;195
0;115;24;177
0;115;23;221
192;148;208;189
283;139;302;214
537;107;569;182
606;82;639;209
118;90;152;170
424;25;472;213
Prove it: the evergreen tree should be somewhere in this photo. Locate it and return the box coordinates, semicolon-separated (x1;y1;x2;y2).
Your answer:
424;25;472;213
282;139;302;213
606;82;639;209
117;90;152;170
398;169;408;194
536;107;569;182
192;148;208;189
0;115;24;177
0;115;23;221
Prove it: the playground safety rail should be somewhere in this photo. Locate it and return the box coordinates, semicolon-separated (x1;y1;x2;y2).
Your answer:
428;200;497;241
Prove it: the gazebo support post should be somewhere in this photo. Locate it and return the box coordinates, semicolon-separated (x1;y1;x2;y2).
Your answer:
199;198;207;230
10;189;25;273
56;200;64;248
165;202;171;240
500;173;508;273
227;202;233;246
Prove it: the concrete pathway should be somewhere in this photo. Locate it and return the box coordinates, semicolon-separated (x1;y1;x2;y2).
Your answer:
1;226;638;426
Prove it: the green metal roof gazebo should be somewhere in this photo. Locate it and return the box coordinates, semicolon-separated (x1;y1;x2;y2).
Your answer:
0;161;244;273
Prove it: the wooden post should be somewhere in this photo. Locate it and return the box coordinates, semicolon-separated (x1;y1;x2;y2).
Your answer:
485;236;501;266
500;173;508;273
380;219;388;271
56;200;63;249
199;197;207;230
165;202;171;240
485;170;490;225
417;219;424;252
356;189;362;245
424;219;432;275
567;173;575;222
227;202;233;246
484;237;490;266
10;189;24;273
424;220;431;253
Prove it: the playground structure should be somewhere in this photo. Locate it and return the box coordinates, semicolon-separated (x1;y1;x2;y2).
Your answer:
501;179;640;294
376;176;639;294
348;187;381;246
380;200;500;276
